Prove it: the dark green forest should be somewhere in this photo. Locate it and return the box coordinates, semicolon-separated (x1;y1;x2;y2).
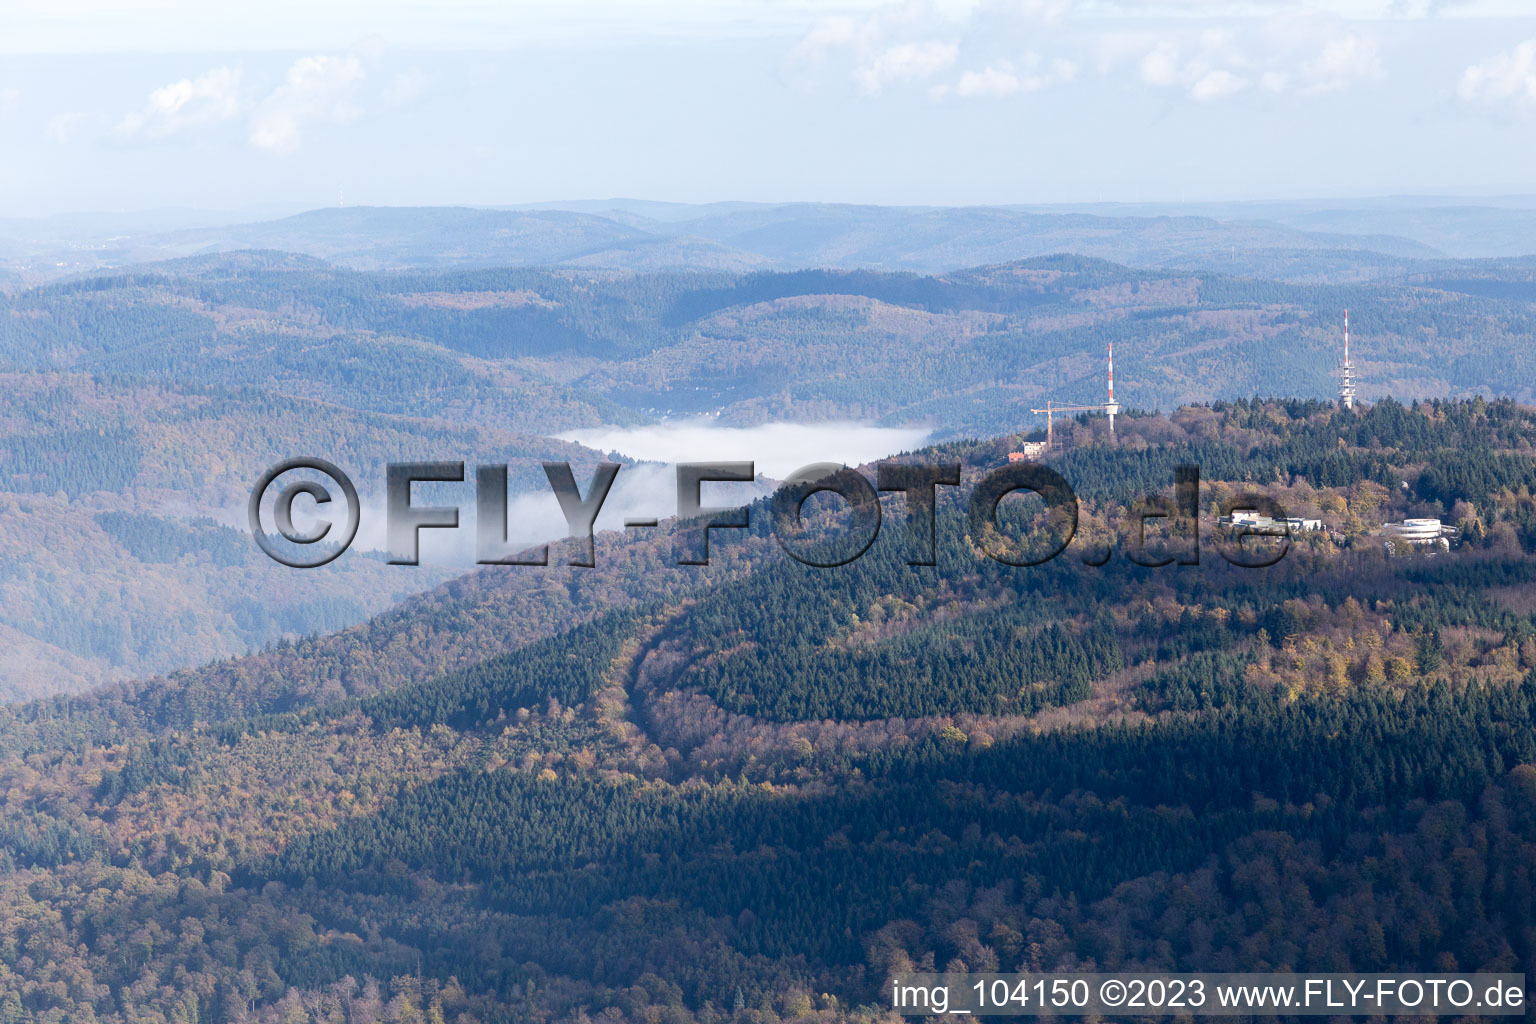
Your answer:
0;398;1533;1022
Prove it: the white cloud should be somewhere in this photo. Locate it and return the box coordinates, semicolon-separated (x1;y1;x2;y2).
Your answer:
1259;13;1384;94
114;66;243;140
790;1;1050;97
1014;0;1070;22
1189;68;1248;100
790;1;1384;106
787;4;934;81
1459;38;1536;111
1388;0;1482;14
1125;34;1248;101
0;88;19;120
789;15;871;67
789;0;1081;99
948;63;1024;97
934;54;1078;98
385;68;426;105
110;53;371;153
854;39;960;94
1296;32;1383;94
0;0;1529;56
1138;42;1185;87
248;54;365;155
1103;14;1384;102
45;111;92;144
555;420;932;483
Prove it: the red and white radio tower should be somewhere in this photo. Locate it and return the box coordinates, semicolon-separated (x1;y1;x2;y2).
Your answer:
1106;341;1120;433
1023;340;1122;455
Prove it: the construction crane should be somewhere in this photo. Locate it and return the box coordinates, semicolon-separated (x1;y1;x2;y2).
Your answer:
1028;399;1106;448
1022;342;1120;453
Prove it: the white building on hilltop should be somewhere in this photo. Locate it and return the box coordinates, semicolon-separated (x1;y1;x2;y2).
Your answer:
1217;511;1323;535
1382;518;1459;550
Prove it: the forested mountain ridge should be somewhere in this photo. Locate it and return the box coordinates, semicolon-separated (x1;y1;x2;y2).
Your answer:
0;398;1534;1022
6;243;1536;701
10;251;1536;432
4;247;1523;697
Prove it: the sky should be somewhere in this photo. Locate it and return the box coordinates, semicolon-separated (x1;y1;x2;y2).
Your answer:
2;0;1535;216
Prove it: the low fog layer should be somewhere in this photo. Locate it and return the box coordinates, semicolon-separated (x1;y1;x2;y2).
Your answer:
326;421;932;566
555;421;932;481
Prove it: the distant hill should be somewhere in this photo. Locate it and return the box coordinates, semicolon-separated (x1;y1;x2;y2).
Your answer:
631;202;1441;270
2;202;1450;279
17;197;1536;283
85;206;777;274
1127;199;1536;260
148;206;725;269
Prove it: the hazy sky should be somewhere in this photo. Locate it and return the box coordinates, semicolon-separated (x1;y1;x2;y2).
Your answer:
3;0;1535;215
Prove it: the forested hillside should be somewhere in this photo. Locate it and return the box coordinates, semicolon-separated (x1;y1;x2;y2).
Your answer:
5;244;1536;695
9;251;1536;432
0;399;1532;1023
0;367;604;697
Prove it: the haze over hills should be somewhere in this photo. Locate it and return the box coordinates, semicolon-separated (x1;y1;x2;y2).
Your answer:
4;199;1518;282
1033;197;1536;260
609;202;1440;269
